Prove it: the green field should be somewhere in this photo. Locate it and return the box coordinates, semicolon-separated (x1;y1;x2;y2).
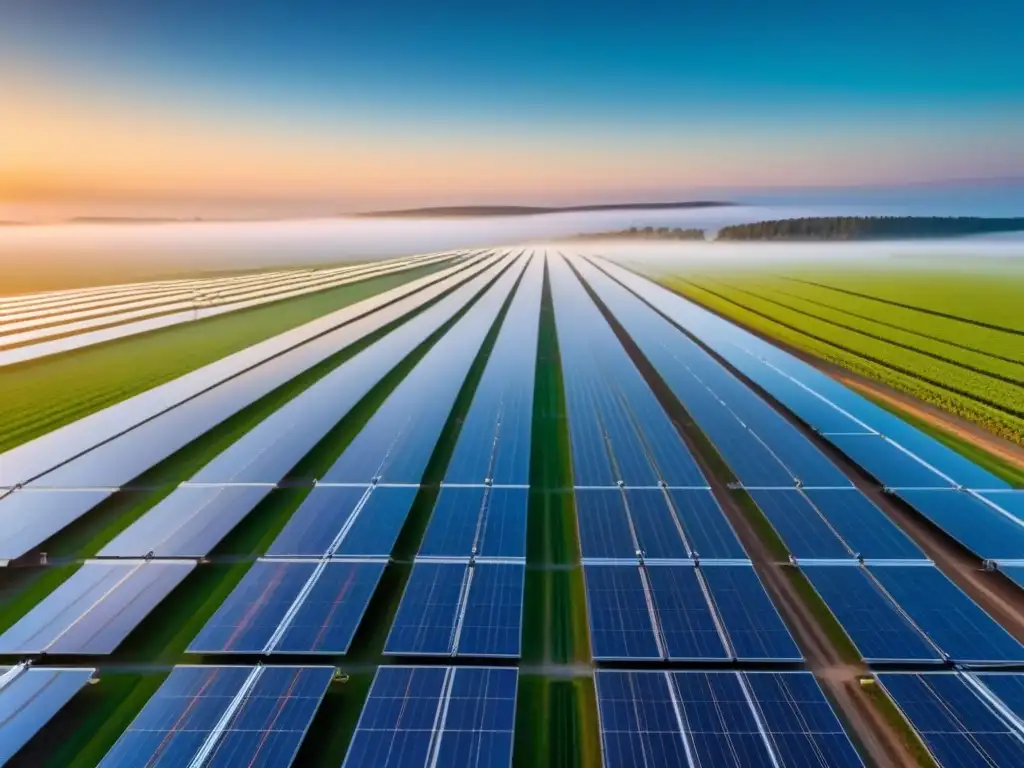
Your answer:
0;261;447;452
659;264;1024;445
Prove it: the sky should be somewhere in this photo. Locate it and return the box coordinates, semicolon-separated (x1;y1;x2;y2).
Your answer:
2;0;1023;219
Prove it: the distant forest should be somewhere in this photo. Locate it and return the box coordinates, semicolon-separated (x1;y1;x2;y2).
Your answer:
717;216;1024;241
358;201;732;218
569;226;706;240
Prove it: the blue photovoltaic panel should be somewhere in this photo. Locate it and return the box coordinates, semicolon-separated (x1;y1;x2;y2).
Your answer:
272;561;386;654
625;490;690;560
879;673;1024;767
323;264;523;485
332;487;419;557
342;666;518;768
0;667;95;766
0;489;114;564
645;565;729;660
826;434;952;489
801;489;925;561
895;489;1024;561
385;563;465;655
0;560;194;655
669;672;776;767
745;672;864;767
594;671;690;767
868;565;1024;665
976;673;1024;720
575;490;635;560
667;489;746;560
800;566;941;663
265;486;368;557
99;485;274;558
700;565;802;662
386;562;524;658
99;665;333;768
188;560;385;655
419;487;527;559
747;490;851;560
189;561;316;653
979;491;1024;524
583;565;661;661
457;563;525;658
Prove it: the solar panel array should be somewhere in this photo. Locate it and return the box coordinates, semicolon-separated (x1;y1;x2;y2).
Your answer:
342;666;518;768
595;670;864;768
594;258;1024;577
98;665;334;768
878;672;1024;766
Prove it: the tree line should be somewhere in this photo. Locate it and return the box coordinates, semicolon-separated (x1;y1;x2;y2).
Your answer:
717;216;1024;241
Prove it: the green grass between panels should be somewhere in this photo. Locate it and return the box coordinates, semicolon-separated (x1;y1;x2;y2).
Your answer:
0;261;448;451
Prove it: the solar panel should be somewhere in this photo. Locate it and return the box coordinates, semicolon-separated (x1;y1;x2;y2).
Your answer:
322;263;524;485
418;487;528;559
0;489;114;565
978;491;1024;524
974;673;1024;720
644;565;730;660
342;666;518;768
385;561;524;658
747;490;851;560
0;666;95;765
666;489;747;560
331;488;420;557
800;489;925;561
894;489;1024;561
825;434;952;489
744;672;864;767
800;565;942;663
700;564;803;662
868;565;1024;665
999;565;1024;592
188;560;385;654
98;665;334;768
878;673;1024;767
583;564;662;661
625;490;690;560
265;486;368;557
575;490;636;560
0;560;194;655
99;485;274;558
594;671;863;768
444;255;542;486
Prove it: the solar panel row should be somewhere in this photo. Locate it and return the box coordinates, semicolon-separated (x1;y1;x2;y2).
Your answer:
386;560;525;658
0;254;508;565
444;252;544;486
572;255;851;491
548;254;705;489
99;665;334;768
188;560;386;654
594;259;1009;493
343;666;518;768
322;257;526;484
878;672;1024;767
575;487;746;561
0;560;194;655
802;564;1024;665
595;670;864;768
0;665;95;765
583;563;801;662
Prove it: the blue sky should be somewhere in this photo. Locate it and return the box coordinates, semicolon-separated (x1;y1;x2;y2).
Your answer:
2;0;1023;215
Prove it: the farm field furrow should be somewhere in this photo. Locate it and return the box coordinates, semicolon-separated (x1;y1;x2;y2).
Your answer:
667;276;1024;444
728;275;1024;370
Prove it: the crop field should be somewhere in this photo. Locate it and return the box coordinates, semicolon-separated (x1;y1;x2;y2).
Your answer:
660;265;1024;446
3;249;1024;768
